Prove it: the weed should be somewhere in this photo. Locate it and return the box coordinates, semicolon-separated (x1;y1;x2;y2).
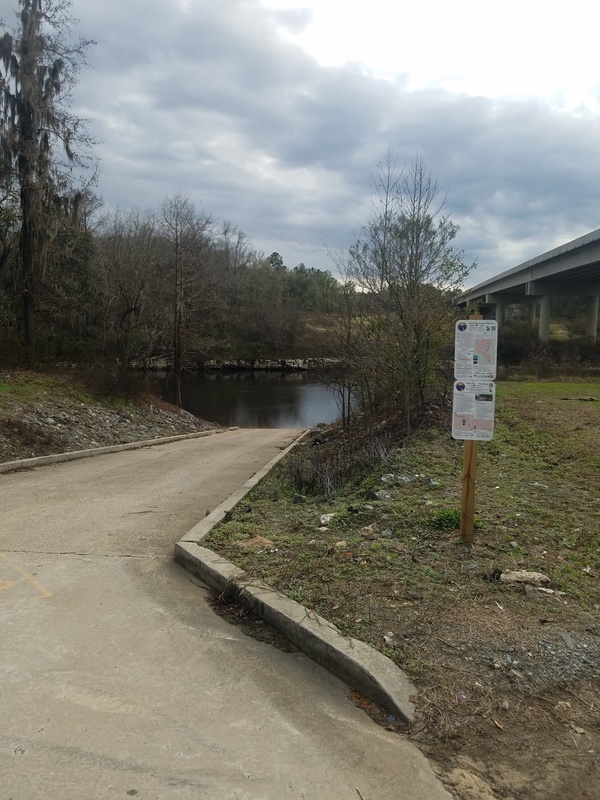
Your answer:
282;429;393;498
430;508;461;529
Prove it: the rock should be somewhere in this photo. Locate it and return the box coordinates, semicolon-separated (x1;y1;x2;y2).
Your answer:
365;490;380;501
555;701;572;713
377;490;393;501
45;417;56;425
525;585;543;600
320;513;336;526
500;570;551;585
360;524;378;539
571;724;586;735
334;540;347;549
509;668;526;682
292;494;307;504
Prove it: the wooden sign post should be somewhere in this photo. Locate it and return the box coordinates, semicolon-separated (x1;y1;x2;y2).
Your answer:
460;439;478;542
461;313;481;542
452;313;498;543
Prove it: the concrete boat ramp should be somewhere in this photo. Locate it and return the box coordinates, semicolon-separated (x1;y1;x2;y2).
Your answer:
0;429;451;799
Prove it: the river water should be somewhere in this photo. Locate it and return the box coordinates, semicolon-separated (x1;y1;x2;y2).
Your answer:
149;371;341;429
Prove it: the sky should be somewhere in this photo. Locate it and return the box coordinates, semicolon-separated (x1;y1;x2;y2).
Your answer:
2;0;600;286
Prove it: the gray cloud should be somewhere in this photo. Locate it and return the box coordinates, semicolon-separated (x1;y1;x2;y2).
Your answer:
1;0;599;284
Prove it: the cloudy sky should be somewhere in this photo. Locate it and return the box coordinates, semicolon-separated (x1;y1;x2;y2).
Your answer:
3;0;600;285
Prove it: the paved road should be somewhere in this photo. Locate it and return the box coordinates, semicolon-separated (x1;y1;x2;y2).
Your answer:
0;429;450;800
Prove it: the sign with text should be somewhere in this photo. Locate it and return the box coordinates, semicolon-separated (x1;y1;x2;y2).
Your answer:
452;380;496;441
454;320;498;380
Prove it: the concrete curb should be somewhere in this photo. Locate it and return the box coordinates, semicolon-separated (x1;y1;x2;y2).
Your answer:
175;542;416;723
0;426;236;474
179;430;307;544
174;430;417;724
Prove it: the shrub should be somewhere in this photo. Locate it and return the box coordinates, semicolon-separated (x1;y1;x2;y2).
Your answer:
283;430;391;498
431;508;482;530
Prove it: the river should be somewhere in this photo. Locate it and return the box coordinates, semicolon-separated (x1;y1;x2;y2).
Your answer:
149;371;342;429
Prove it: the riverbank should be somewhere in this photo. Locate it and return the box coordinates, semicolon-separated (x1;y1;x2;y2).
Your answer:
206;380;600;800
0;371;218;464
133;357;342;372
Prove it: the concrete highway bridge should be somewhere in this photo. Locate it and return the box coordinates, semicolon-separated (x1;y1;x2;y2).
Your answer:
457;227;600;342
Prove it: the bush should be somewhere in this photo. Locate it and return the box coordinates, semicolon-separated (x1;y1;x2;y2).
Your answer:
430;507;482;530
497;323;540;366
78;363;150;403
498;322;600;377
430;508;461;529
283;430;391;498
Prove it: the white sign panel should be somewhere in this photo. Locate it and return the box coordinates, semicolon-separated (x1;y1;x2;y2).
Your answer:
454;320;498;380
452;380;496;441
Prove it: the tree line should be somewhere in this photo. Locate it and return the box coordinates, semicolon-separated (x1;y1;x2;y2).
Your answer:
0;192;343;362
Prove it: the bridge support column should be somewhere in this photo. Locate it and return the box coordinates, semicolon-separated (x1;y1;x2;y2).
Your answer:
495;301;505;328
587;296;599;342
539;296;551;342
529;303;537;330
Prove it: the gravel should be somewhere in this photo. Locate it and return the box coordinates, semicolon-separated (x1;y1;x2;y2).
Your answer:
0;394;219;463
434;623;600;690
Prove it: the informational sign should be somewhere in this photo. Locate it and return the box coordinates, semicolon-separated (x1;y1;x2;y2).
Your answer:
454;320;498;380
452;380;496;441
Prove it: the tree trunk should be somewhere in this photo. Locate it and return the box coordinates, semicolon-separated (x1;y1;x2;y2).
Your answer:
173;270;182;407
21;189;36;358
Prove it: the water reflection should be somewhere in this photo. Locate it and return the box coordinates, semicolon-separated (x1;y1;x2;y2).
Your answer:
149;371;341;429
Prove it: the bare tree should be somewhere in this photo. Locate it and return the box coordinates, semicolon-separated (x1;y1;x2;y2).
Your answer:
160;194;212;405
344;152;473;432
94;209;160;364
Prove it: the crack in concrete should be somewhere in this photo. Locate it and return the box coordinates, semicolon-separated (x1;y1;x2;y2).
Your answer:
0;549;161;560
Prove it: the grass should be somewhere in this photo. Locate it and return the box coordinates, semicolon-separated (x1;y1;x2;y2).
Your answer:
0;368;163;410
0;370;96;407
209;379;600;609
206;379;600;800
